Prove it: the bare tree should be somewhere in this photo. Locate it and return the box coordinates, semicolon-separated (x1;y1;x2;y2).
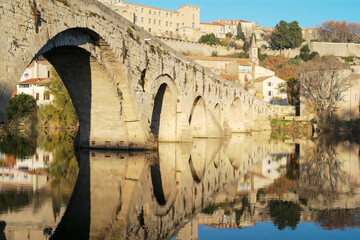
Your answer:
298;56;352;122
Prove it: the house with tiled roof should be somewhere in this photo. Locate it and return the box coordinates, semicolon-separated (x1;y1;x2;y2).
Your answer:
200;22;225;39
13;61;54;107
253;75;287;104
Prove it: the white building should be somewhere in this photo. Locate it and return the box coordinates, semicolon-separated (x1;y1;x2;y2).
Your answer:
100;0;201;41
14;61;54;107
217;19;257;38
254;75;287;104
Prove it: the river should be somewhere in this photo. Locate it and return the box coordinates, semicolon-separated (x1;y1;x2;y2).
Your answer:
0;131;359;239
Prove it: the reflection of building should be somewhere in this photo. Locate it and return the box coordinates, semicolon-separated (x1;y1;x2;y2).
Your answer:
0;168;48;191
13;60;54;107
0;148;53;191
100;0;201;41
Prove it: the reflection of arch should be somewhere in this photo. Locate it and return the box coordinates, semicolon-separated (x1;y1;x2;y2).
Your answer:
189;96;207;138
151;164;166;205
150;83;177;142
153;144;180;215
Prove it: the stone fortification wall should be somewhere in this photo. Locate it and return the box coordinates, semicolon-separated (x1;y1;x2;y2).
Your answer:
261;48;300;58
159;38;242;56
310;42;360;57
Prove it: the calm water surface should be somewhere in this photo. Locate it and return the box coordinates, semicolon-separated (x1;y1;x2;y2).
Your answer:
0;132;359;239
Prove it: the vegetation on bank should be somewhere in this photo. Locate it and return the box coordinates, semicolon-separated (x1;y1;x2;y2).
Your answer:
271;119;313;140
3;68;78;134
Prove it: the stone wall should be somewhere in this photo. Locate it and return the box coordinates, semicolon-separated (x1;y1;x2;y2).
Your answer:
261;48;300;58
271;105;297;118
159;38;242;56
310;42;360;57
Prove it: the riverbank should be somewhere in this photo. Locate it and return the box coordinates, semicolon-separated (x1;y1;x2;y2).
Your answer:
271;119;313;140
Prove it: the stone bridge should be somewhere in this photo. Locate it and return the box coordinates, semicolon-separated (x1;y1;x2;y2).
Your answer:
0;0;276;149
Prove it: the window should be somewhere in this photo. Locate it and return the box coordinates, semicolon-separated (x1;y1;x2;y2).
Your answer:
177;23;179;28
268;91;272;96
134;16;137;22
154;19;156;24
192;22;194;28
268;82;272;86
170;22;172;27
154;11;156;15
166;21;168;27
166;30;168;34
36;93;39;100
166;12;168;17
141;17;144;23
44;92;50;100
355;95;358;101
193;14;194;19
149;10;151;14
170;13;172;17
158;20;161;25
135;7;137;12
149;28;151;32
158;11;161;15
141;8;144;13
149;18;151;24
19;84;30;88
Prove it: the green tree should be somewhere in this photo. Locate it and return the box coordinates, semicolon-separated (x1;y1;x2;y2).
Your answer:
198;33;220;45
236;22;245;40
299;44;319;62
39;68;78;128
269;200;302;230
5;94;38;121
225;32;233;38
270;20;304;50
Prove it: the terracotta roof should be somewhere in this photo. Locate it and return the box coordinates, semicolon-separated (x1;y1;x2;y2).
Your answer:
220;73;238;80
18;78;52;85
11;88;17;98
27;60;51;68
218;19;253;25
254;76;272;82
200;22;224;26
187;56;253;65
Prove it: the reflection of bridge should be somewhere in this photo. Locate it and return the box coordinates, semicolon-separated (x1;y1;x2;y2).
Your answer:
50;133;294;239
0;0;283;149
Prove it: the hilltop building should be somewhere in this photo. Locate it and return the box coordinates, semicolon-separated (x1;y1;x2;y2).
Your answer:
200;19;257;39
200;22;225;39
217;19;257;38
99;0;201;41
187;39;287;104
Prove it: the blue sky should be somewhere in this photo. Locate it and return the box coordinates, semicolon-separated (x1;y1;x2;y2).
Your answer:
123;0;360;28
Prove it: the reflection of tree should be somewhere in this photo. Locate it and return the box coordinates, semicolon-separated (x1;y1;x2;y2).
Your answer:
300;140;348;195
0;134;37;159
286;153;299;180
0;191;32;214
269;200;301;230
41;131;78;221
315;209;360;230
